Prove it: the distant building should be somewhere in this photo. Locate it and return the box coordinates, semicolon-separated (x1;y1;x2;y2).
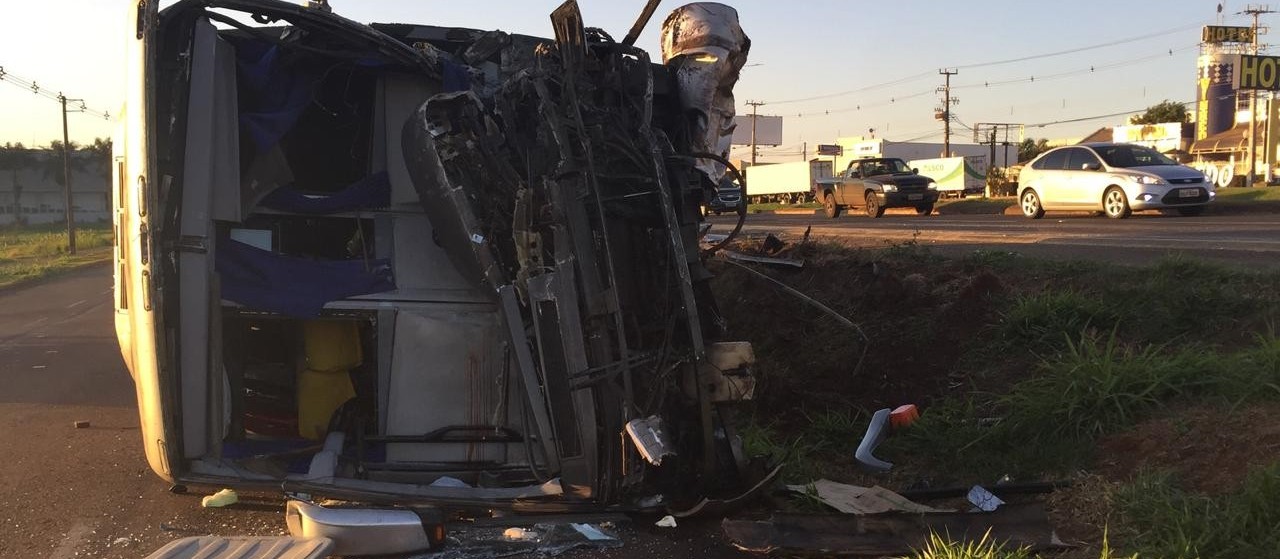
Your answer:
0;149;110;226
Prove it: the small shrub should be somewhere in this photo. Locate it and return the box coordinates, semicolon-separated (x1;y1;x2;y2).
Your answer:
903;529;1032;559
1115;464;1280;558
1001;332;1217;440
998;291;1116;353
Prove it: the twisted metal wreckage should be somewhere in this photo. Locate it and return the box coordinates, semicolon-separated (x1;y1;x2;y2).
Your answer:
121;0;766;532
399;0;759;507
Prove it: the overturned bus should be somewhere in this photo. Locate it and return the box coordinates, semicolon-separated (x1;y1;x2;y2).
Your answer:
113;0;758;540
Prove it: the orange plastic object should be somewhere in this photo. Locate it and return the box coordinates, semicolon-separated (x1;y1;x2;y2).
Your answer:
890;404;920;430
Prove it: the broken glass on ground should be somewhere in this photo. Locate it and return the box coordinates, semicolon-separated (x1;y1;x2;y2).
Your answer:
411;522;622;559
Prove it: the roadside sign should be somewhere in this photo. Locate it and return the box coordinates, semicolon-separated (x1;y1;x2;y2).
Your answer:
816;144;843;156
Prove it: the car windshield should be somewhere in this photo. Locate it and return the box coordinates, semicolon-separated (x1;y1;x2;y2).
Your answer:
862;159;912;175
1094;145;1179;168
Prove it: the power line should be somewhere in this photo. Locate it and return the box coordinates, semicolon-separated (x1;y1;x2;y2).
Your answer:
0;66;112;120
765;18;1216;105
953;21;1207;70
770;42;1200;120
1024;100;1194;128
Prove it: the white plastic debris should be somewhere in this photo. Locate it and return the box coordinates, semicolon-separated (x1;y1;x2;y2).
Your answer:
200;488;238;508
655;515;678;528
503;527;537;541
967;485;1005;512
429;476;471;488
570;523;615;541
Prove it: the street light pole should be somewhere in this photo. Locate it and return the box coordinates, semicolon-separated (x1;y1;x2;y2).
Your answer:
59;94;77;255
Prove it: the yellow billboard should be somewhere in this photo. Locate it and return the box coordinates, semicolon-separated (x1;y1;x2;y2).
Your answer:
1203;26;1254;44
1235;55;1280;91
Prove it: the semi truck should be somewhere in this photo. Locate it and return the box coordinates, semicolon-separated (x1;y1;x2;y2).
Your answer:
742;159;833;203
907;155;987;197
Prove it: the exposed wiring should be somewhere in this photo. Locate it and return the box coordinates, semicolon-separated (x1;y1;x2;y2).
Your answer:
0;66;111;120
683;152;747;255
721;259;869;380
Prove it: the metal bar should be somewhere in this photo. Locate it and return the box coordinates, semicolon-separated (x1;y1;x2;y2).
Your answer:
621;0;663;46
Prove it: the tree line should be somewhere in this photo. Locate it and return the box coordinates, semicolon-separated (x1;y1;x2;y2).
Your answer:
0;138;111;226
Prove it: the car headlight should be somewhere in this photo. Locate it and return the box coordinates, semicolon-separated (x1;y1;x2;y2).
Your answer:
927;181;938;190
883;184;898;192
1134;175;1166;185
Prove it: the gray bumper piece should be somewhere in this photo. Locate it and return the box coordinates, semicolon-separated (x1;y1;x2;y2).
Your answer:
285;500;436;556
144;536;333;559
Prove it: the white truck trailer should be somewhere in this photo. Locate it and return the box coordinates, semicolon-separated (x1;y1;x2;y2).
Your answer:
743;159;834;203
907;155;988;197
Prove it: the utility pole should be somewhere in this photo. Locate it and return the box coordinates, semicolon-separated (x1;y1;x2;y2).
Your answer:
1244;5;1275;187
58;94;82;255
938;69;958;157
746;100;765;166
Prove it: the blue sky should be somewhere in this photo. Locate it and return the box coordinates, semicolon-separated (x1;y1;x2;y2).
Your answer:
0;0;1251;163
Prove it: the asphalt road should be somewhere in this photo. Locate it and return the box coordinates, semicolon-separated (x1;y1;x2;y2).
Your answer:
0;264;281;559
708;211;1280;270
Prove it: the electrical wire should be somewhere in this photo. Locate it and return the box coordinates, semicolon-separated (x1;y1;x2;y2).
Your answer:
0;66;112;120
1024;100;1194;128
765;19;1217;106
770;41;1200;121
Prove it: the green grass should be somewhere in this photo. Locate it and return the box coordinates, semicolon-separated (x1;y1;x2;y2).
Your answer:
903;530;1034;559
0;222;113;287
1114;465;1280;558
1214;185;1280;203
935;197;1015;215
715;240;1280;553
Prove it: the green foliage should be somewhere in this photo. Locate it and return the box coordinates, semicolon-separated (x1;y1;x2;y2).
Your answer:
1001;332;1216;440
0;223;113;287
1017;138;1050;163
985;167;1017;197
1115;465;1280;558
739;419;819;483
998;291;1117;353
1129;100;1190;125
902;530;1033;559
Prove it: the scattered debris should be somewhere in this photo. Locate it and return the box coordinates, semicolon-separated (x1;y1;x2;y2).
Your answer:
967;485;1005;512
200;488;239;508
722;503;1066;556
418;523;622;558
635;494;666;509
786;480;943;515
898;480;1070;501
503;527;537;541
73;420;91;429
569;523;615;541
655;515;678;528
854;408;893;473
112;536;133;547
670;462;784;518
723;250;805;269
625;416;676;466
761;233;785;254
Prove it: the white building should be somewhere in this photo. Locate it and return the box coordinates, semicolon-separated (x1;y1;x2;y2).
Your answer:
0;149;110;226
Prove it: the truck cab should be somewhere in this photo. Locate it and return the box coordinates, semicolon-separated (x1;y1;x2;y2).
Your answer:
814;158;938;218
